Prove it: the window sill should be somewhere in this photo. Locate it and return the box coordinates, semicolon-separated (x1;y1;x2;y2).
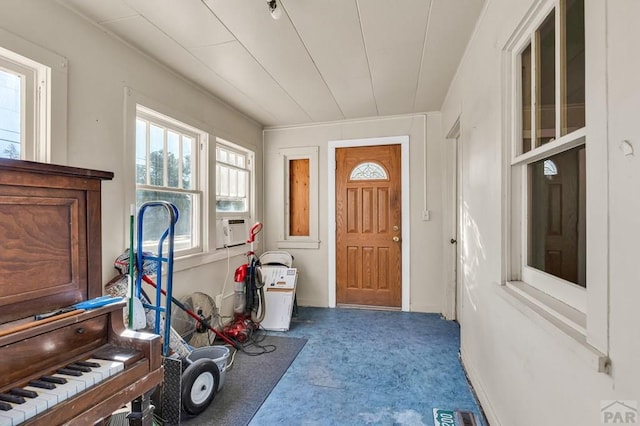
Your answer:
500;281;610;374
172;245;248;272
276;240;320;249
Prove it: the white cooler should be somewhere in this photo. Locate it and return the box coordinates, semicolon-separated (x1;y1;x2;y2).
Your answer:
260;266;298;331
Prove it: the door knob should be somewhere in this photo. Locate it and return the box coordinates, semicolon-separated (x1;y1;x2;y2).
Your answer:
450;238;457;244
392;236;400;242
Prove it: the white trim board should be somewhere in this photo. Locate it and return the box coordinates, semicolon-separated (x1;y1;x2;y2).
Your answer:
327;135;411;311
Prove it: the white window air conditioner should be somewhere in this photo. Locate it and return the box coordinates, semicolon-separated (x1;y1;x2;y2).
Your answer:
216;218;248;248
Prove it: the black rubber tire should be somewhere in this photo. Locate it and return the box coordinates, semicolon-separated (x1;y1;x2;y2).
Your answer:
181;358;220;416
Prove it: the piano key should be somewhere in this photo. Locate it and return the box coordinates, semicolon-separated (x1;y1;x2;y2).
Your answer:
58;364;101;386
85;358;125;378
0;414;13;426
4;396;47;419
38;375;83;400
0;354;128;426
74;360;101;368
9;389;37;399
0;402;11;411
56;368;82;377
22;386;61;408
40;376;67;385
0;405;25;425
1;400;37;424
0;395;24;405
66;363;92;373
28;380;56;390
20;397;48;415
51;374;85;395
62;370;102;387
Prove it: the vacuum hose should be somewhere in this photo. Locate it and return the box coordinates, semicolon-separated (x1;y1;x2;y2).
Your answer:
247;258;266;324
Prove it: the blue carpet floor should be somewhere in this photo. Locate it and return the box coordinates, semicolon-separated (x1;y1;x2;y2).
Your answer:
250;307;486;426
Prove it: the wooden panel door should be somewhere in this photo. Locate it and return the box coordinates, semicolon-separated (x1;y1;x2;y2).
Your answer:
336;145;401;307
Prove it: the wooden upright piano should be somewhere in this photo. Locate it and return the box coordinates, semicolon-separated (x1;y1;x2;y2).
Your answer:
0;159;163;426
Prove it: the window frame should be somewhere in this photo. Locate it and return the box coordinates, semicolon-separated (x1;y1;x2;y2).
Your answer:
507;0;587;311
0;29;68;164
215;138;253;220
125;89;257;270
497;0;619;368
135;105;206;258
277;146;319;249
503;0;610;362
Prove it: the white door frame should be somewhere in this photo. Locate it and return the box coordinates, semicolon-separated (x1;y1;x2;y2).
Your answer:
444;119;462;321
327;135;411;311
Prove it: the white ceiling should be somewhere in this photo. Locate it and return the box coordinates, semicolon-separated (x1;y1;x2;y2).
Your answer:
60;0;484;127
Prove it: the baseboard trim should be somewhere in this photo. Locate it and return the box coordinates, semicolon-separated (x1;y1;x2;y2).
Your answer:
460;349;501;426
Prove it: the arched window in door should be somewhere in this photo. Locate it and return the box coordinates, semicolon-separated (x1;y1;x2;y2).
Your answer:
349;162;388;181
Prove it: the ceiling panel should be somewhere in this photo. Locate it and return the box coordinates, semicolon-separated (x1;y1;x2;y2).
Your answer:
191;41;311;125
283;0;377;119
357;0;431;116
60;0;137;23
60;0;486;127
413;0;485;112
102;15;277;124
124;0;235;49
203;0;344;123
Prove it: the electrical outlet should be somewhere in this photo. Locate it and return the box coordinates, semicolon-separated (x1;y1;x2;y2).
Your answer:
214;294;223;308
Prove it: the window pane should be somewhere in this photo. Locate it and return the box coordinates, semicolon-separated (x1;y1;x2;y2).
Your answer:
136;189;194;251
219;165;229;196
218;148;227;163
135;119;147;184
349;162;388;180
229;168;238;197
167;131;179;188
216;141;251;214
536;11;556;147
528;145;586;287
149;124;164;186
216;199;247;212
238;170;247;198
521;43;532;153
0;69;21;159
562;0;585;135
182;136;193;190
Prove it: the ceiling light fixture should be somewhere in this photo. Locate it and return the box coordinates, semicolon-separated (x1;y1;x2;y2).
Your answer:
267;0;282;20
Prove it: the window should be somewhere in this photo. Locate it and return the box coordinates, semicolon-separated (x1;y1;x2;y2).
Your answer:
289;159;310;236
349;162;388;180
509;0;586;310
0;46;52;162
216;139;252;217
276;146;319;249
135;106;205;256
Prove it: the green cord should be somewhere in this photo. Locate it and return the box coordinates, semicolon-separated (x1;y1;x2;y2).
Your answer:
128;212;134;328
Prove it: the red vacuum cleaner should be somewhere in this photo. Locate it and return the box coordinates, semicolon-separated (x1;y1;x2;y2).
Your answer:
223;222;265;343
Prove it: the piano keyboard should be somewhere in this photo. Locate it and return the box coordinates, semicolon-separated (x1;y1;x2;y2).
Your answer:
0;359;124;426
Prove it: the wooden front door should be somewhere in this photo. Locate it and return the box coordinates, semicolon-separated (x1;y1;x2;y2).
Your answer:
335;144;402;308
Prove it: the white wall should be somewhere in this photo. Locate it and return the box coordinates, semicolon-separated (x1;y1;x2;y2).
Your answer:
0;0;263;309
441;0;640;425
263;113;446;313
